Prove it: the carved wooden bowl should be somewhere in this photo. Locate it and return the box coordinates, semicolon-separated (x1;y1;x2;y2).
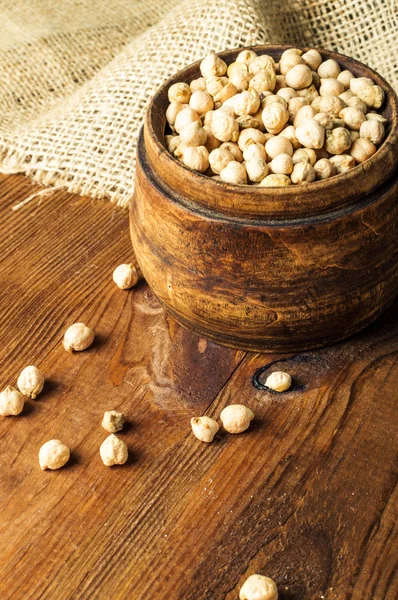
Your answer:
130;45;398;352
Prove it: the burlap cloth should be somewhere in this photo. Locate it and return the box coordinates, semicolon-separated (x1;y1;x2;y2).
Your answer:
1;0;397;208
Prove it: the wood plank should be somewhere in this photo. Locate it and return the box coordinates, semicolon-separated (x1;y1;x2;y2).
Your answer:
0;174;397;599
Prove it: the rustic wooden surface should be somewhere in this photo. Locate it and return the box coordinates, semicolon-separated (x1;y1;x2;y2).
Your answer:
0;172;397;600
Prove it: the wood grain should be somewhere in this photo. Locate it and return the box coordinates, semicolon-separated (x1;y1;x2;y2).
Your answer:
0;173;397;599
131;44;398;353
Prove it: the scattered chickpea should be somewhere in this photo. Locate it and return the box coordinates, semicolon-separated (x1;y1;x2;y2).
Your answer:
314;158;336;180
190;416;219;442
220;404;254;433
359;120;385;145
63;323;95;352
259;174;291;186
239;574;278;600
0;385;25;416
113;263;139;289
350;138;377;162
39;439;70;470
220;161;247;184
100;434;128;466
17;365;45;399
102;410;125;433
291;161;316;183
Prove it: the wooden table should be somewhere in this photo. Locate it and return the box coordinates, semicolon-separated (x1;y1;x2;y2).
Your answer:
0;173;397;600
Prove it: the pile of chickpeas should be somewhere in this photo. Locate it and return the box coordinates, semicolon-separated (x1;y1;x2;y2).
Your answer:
165;48;388;186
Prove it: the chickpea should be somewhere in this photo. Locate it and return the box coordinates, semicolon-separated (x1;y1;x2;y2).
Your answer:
293;105;317;127
238;128;266;151
301;49;323;71
291;161;316;183
259;174;291;186
350;138;377;162
245;157;269;182
339;107;366;131
318;58;340;79
265;135;293;159
220;161;247;184
337;70;355;89
330;153;356;173
262;103;289;134
319;78;345;97
292;148;317;165
325;127;352;155
295;119;325;149
359;120;385;145
189;90;214;116
209;147;235;174
314;158;336;179
168;82;191;104
269;153;293;175
319;95;346;116
285;64;313;89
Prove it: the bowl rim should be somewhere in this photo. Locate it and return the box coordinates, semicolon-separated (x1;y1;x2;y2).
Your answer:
144;44;398;219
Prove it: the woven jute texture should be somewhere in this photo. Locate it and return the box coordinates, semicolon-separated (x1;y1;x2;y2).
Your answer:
1;0;397;208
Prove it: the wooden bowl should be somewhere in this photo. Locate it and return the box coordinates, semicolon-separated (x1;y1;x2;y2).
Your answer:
130;45;398;352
